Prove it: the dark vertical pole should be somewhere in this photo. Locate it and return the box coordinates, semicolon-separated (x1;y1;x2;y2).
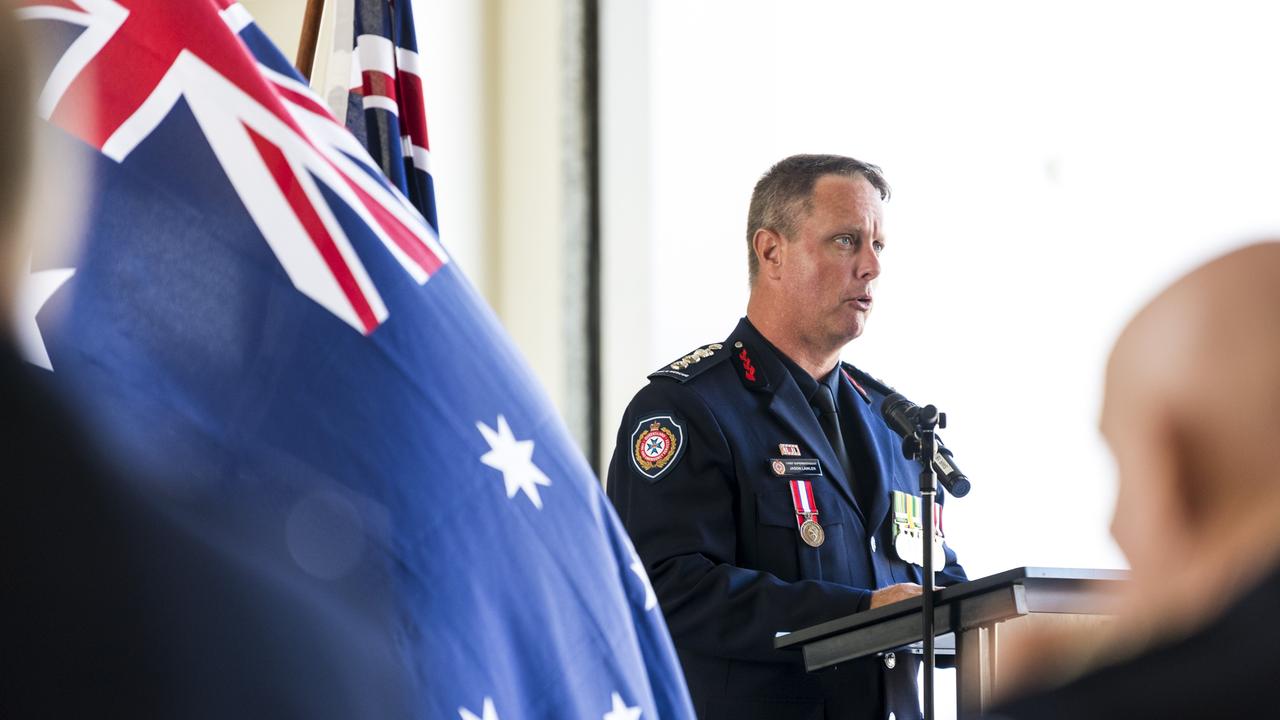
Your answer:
583;0;603;473
917;408;941;720
921;476;936;720
296;0;326;81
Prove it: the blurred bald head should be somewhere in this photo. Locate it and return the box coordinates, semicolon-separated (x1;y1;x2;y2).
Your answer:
1103;242;1280;620
0;1;33;319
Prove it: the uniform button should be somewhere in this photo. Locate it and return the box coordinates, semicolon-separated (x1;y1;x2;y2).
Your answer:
870;537;877;553
883;651;896;669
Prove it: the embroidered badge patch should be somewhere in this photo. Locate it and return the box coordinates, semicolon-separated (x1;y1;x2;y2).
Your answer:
631;415;686;482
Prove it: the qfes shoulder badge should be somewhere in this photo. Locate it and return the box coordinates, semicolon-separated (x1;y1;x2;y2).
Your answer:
631;415;687;482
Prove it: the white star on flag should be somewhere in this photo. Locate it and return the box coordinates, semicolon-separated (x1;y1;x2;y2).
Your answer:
602;692;642;720
628;546;657;611
459;697;499;720
16;259;75;371
477;415;552;509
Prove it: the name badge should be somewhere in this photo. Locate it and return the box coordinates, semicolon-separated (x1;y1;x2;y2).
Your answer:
769;458;823;477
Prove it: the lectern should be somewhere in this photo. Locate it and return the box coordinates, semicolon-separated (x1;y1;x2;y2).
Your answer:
775;567;1127;715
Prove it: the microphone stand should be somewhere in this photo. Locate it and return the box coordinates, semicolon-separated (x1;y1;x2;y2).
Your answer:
901;405;943;720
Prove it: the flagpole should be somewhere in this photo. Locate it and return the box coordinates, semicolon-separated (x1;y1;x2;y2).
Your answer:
296;0;326;81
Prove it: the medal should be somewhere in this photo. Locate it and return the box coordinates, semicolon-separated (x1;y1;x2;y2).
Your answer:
788;480;824;548
800;518;825;548
891;490;914;563
891;490;909;537
894;531;913;563
890;490;947;567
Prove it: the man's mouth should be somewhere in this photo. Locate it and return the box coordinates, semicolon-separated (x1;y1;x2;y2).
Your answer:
850;294;873;311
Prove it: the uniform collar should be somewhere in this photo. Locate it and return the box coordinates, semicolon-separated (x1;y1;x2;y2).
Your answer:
725;318;780;394
730;318;843;397
746;322;841;407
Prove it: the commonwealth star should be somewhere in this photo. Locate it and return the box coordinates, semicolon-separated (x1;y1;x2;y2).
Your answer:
602;692;642;720
477;415;552;509
16;260;75;371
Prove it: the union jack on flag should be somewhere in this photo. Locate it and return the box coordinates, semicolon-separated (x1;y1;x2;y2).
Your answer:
16;1;695;717
345;0;437;231
23;0;443;335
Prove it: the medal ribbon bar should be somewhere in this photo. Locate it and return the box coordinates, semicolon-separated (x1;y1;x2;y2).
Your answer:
788;479;819;530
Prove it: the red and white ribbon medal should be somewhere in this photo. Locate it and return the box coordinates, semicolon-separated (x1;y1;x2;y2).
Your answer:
789;479;825;548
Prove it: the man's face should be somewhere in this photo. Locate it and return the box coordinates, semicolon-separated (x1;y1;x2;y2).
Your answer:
775;173;885;350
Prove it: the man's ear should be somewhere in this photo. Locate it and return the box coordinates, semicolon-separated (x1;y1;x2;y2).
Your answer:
1168;414;1215;536
753;228;784;280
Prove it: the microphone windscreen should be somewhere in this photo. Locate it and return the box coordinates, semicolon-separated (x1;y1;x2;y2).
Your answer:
880;393;918;439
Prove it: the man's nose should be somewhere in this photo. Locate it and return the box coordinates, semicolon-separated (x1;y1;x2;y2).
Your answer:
857;245;881;280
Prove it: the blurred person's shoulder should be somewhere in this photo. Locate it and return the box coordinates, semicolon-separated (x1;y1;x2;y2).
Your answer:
0;342;415;719
987;562;1280;720
0;340;110;480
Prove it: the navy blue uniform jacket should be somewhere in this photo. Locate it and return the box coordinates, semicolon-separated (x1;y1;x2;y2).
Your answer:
607;319;967;720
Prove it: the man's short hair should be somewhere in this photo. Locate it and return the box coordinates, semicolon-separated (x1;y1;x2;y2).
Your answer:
746;154;890;284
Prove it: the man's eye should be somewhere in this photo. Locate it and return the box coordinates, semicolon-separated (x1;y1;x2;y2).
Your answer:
834;235;853;247
873;241;885;254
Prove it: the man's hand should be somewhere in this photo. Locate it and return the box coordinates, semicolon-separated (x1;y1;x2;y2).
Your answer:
868;583;923;609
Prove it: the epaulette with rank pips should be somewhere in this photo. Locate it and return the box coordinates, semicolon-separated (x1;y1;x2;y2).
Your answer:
841;362;897;403
648;342;729;383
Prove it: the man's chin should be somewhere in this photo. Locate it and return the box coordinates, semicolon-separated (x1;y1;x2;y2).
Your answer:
827;322;864;351
844;312;869;339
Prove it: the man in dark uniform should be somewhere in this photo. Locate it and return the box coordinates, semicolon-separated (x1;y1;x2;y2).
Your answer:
607;155;967;720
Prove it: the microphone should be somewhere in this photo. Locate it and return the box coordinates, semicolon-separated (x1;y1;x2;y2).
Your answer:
880;393;972;498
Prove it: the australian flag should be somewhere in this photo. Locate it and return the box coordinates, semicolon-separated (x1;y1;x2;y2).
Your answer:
16;1;694;717
345;0;437;231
